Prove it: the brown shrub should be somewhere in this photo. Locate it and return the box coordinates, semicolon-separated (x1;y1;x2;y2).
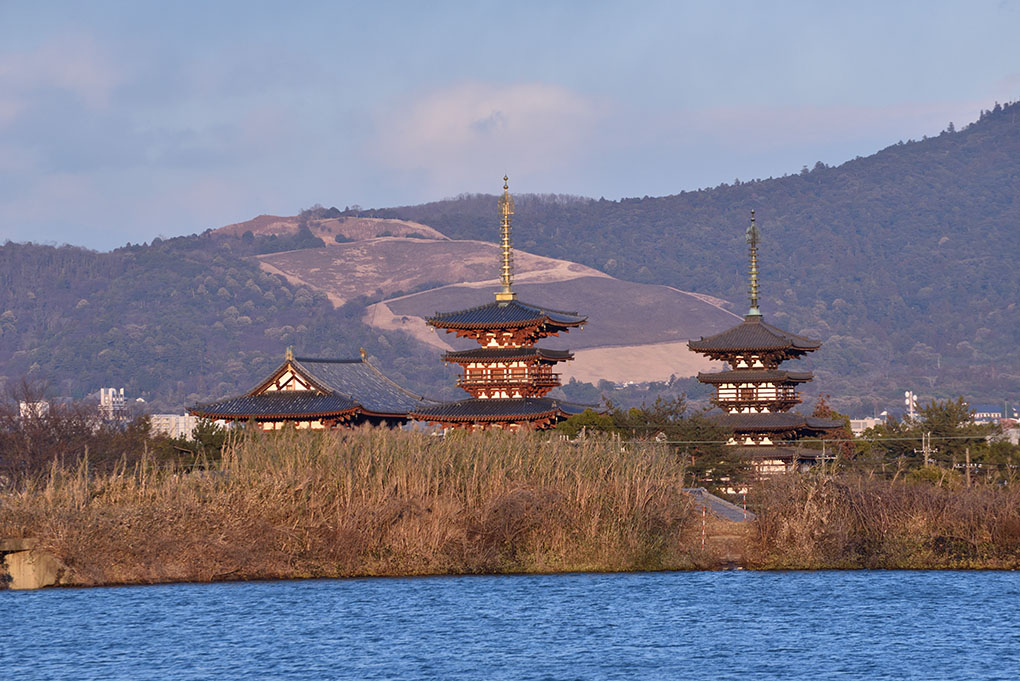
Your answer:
749;473;1020;569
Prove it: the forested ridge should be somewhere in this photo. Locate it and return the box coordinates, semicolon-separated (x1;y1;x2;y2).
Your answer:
1;101;1018;413
369;102;1020;412
0;233;444;411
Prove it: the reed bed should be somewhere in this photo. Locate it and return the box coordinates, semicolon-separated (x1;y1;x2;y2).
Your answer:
0;428;703;586
750;473;1020;569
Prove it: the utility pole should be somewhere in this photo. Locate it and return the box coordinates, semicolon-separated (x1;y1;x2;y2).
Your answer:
914;431;937;467
965;447;971;488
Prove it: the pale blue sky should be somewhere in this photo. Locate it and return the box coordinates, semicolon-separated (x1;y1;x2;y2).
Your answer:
1;1;1018;249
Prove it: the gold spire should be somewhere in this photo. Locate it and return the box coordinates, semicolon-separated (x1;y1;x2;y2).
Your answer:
360;347;367;360
285;346;294;361
495;175;517;302
746;210;761;317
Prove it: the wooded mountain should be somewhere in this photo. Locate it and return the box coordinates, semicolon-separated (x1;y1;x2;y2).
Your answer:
0;101;1017;414
367;102;1020;414
0;233;444;412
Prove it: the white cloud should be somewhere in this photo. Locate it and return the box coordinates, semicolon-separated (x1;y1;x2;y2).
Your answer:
369;82;603;195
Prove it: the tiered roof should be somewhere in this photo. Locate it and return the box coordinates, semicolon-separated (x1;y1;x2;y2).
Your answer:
713;412;841;433
443;347;574;363
428;299;585;332
695;369;814;384
410;397;588;425
688;315;820;359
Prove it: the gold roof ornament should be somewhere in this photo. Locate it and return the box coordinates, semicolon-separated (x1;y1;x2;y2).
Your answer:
285;346;294;361
360;347;367;360
746;210;762;317
495;175;517;302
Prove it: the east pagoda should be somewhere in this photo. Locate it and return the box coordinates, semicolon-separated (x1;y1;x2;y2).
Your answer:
409;177;588;430
688;211;842;473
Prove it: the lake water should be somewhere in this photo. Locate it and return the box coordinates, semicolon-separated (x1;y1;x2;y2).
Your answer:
2;571;1019;680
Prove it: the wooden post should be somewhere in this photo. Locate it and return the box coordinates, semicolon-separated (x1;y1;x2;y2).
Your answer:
701;504;706;551
965;447;971;488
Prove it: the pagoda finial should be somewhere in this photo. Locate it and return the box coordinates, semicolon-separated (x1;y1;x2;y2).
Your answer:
746;210;761;317
495;174;517;302
285;346;294;361
360;347;367;360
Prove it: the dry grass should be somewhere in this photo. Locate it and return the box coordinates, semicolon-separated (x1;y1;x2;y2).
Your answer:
749;473;1020;569
0;428;703;586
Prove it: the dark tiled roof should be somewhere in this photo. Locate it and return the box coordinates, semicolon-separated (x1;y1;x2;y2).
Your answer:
410;397;589;422
427;299;586;330
713;412;808;431
806;416;844;430
697;369;814;384
713;412;842;433
190;391;359;420
442;347;574;363
728;446;829;462
291;357;433;415
688;315;820;353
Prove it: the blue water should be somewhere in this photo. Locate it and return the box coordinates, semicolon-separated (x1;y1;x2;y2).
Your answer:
2;571;1019;680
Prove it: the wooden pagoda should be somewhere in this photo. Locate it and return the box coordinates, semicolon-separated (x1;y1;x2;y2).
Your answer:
688;211;841;472
189;348;435;429
409;177;588;430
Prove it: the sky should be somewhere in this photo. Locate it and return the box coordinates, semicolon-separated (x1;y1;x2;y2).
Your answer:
1;0;1018;250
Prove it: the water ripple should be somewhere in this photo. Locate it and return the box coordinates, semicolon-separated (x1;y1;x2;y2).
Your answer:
1;571;1019;680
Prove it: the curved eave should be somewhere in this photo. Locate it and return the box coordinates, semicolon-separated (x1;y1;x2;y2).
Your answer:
409;398;589;423
409;409;560;423
426;299;586;331
428;317;584;332
442;348;574;363
187;406;361;421
687;342;818;355
697;371;814;384
687;316;821;355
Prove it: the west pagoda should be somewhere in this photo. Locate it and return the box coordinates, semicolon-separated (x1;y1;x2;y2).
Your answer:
409;177;588;430
688;211;842;473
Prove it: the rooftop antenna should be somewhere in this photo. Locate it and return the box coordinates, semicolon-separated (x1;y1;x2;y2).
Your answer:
495;175;517;302
746;210;761;317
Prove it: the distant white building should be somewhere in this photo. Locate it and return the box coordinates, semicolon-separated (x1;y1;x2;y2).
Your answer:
849;417;884;436
99;388;126;421
970;403;1016;424
18;400;49;419
150;413;200;440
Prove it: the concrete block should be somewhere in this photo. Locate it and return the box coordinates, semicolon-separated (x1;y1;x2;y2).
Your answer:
3;549;63;590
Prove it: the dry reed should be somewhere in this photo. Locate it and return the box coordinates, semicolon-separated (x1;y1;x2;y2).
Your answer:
749;473;1020;569
0;428;703;586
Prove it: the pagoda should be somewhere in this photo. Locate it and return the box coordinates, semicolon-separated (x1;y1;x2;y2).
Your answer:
409;177;588;430
688;211;842;472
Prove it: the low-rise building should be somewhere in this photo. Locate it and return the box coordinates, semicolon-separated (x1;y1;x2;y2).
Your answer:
849;417;884;436
150;413;201;439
